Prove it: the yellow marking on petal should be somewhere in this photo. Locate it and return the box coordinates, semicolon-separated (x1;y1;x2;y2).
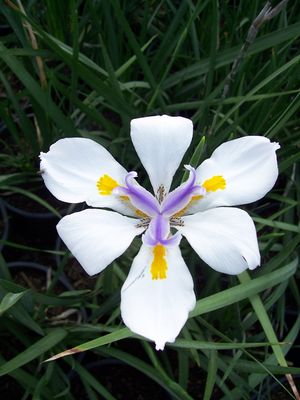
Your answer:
135;209;148;218
120;195;129;201
172;177;225;218
97;174;119;195
192;195;204;201
151;245;167;280
202;175;226;192
173;196;203;218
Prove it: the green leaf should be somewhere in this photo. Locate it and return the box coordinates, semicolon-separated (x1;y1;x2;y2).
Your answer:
181;136;206;183
0;291;28;316
190;258;297;317
0;328;67;377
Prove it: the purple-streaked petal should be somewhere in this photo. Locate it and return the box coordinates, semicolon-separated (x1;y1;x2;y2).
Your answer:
161;166;205;217
114;172;160;217
143;214;169;246
143;214;182;247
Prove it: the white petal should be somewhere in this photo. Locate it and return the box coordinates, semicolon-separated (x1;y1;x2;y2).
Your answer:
57;209;144;276
40;138;133;215
130;115;193;195
121;245;196;350
193;136;280;211
177;207;260;275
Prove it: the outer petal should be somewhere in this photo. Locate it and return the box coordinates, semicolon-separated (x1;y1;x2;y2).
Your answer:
40;138;133;215
57;209;144;276
177;207;260;274
130;115;193;195
121;245;196;350
193;136;280;212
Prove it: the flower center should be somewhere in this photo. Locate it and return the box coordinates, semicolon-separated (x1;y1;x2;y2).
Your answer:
97;168;224;281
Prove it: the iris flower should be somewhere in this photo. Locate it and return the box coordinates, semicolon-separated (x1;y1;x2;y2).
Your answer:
40;115;279;350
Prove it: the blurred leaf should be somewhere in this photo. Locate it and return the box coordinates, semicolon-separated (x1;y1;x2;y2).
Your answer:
0;291;28;316
0;328;67;377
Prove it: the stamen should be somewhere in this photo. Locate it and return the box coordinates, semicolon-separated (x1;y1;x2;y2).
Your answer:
156;184;166;204
97;174;119;195
170;217;184;227
202;175;226;192
151;245;168;280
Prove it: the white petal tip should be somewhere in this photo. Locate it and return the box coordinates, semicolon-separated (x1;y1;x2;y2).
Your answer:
155;341;166;351
249;263;260;271
273;142;280;151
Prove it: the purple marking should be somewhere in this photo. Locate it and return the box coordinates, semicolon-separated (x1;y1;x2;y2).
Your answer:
114;172;160;217
114;167;202;248
161;166;205;217
143;214;182;247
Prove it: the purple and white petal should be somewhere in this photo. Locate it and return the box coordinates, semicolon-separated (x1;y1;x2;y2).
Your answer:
142;214;182;247
114;172;160;217
161;166;205;217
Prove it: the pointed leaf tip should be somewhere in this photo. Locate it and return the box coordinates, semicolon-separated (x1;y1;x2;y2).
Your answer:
44;347;82;362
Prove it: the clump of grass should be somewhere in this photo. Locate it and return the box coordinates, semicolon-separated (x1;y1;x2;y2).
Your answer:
0;1;299;399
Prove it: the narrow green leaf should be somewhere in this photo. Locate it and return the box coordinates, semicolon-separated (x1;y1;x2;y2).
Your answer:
170;340;283;350
238;271;289;368
203;350;218;400
181;136;206;183
190;258;297;317
0;328;67;377
0;291;28;316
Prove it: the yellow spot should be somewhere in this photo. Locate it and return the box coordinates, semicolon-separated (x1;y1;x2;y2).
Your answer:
202;175;226;192
97;174;119;195
151;245;167;280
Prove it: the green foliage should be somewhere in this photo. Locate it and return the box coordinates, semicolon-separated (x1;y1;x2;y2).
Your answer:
0;0;299;398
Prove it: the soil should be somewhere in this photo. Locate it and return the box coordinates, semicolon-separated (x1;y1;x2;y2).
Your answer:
71;360;170;399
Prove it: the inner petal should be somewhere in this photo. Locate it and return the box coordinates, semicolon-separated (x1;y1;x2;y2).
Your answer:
114;171;160;217
161;166;205;217
143;214;182;248
172;175;227;217
143;214;170;246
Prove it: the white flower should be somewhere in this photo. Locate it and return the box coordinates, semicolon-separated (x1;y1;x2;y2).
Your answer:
40;115;280;350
